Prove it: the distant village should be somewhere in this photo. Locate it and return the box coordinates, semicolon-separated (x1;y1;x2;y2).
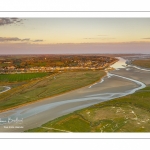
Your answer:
0;55;117;73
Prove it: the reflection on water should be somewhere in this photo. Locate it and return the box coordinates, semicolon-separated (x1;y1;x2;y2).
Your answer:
0;57;146;129
0;70;145;125
111;57;127;69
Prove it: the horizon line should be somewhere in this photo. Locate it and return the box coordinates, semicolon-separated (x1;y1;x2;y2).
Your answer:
0;53;149;55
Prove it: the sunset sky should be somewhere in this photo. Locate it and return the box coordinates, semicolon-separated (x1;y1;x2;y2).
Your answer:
0;18;150;54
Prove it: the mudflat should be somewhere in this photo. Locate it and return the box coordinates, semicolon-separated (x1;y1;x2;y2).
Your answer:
1;57;150;132
111;67;150;85
0;69;140;132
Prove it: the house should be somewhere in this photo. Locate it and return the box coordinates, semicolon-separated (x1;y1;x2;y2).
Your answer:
7;66;15;70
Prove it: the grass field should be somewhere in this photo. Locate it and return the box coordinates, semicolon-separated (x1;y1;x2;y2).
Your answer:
0;73;49;82
27;86;150;132
132;59;150;68
0;70;105;111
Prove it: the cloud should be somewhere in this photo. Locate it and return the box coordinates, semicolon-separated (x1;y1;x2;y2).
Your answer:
33;39;43;42
0;37;43;43
142;37;150;39
83;34;116;41
10;18;18;21
84;34;115;40
22;38;30;41
84;37;115;40
0;37;21;42
0;18;23;26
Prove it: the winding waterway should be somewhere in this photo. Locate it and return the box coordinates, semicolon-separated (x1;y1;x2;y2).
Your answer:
111;57;127;69
0;57;148;132
0;86;11;94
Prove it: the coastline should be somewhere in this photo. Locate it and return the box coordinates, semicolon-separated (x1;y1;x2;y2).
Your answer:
0;86;11;94
1;57;149;131
0;71;107;113
0;74;139;132
25;57;150;132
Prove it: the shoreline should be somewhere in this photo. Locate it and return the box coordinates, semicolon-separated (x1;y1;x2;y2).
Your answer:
0;86;11;94
108;72;146;94
0;71;107;113
0;73;139;131
1;57;149;131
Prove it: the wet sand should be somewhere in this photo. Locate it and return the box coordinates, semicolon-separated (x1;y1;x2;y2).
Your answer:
0;57;149;132
0;86;11;94
111;67;150;85
0;73;140;132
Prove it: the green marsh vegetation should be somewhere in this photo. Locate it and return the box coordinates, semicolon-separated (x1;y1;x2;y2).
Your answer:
0;70;105;111
27;86;150;132
132;59;150;68
0;73;49;82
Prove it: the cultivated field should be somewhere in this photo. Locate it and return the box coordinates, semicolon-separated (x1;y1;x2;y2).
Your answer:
132;59;150;68
0;73;49;82
0;70;105;111
27;86;150;132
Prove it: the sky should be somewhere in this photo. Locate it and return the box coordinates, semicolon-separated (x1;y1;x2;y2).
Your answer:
0;18;150;54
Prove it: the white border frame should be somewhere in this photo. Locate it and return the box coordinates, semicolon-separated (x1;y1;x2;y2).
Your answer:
0;12;150;139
